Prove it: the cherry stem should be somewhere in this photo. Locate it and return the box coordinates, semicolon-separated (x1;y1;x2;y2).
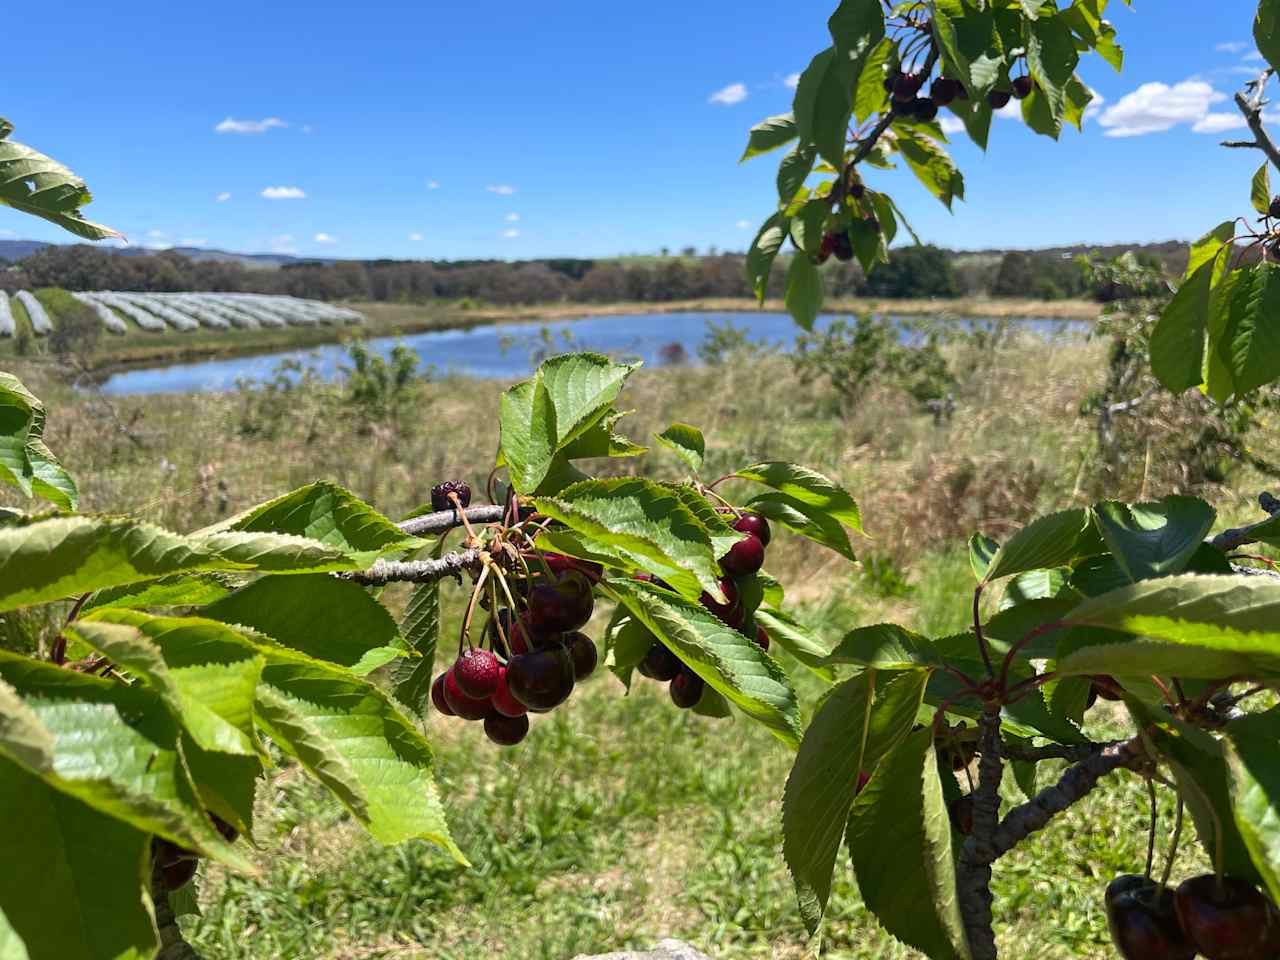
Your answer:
973;585;995;680
997;621;1067;696
458;564;490;655
1003;671;1057;704
450;491;479;542
1144;779;1158;881
1159;797;1184;892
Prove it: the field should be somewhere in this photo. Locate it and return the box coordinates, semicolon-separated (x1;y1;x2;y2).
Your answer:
0;288;1099;375
5;326;1266;960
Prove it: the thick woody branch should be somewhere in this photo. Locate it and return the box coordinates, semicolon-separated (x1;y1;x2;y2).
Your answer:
151;867;202;960
1000;739;1122;764
1210;491;1280;551
396;505;506;537
1230;69;1280;172
957;704;1004;960
988;737;1146;859
342;549;483;586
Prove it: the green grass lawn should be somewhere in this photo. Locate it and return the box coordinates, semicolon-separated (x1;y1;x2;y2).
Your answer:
0;334;1253;959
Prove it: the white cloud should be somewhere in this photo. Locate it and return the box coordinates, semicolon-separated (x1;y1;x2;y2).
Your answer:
784;72;800;89
408;232;424;241
1098;80;1227;137
215;191;232;203
0;229;14;237
1192;112;1246;133
1217;41;1250;54
215;116;287;135
261;185;306;200
269;234;297;254
939;116;966;134
487;184;517;195
709;82;748;105
427;179;440;190
142;230;172;250
505;212;520;222
502;228;520;239
1245;50;1267;62
301;125;314;134
146;229;167;239
314;232;338;244
179;238;209;247
1084;92;1107;121
735;219;751;230
994;101;1022;120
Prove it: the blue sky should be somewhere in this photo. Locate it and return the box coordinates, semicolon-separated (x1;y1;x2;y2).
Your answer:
1;0;1271;259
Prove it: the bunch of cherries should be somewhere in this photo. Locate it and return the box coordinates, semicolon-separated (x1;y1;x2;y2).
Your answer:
431;553;600;747
634;511;773;709
1106;872;1280;959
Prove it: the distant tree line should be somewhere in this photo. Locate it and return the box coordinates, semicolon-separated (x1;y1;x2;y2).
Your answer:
0;241;1186;306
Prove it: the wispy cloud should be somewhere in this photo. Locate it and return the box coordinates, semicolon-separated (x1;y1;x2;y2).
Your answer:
179;238;209;247
1216;41;1250;54
261;186;306;200
408;232;424;241
313;232;338;244
939;116;966;134
427;179;440;190
505;212;520;222
215;191;232;203
1246;50;1267;62
1098;79;1228;137
502;228;520;239
784;73;800;90
487;184;517;195
709;82;748;106
215;117;287;135
269;234;297;254
1192;112;1246;133
735;219;751;230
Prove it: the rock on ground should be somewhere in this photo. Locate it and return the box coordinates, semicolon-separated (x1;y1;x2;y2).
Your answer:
571;939;712;960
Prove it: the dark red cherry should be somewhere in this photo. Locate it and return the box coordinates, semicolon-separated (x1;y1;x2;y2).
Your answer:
670;669;704;709
720;535;765;576
564;631;598;679
506;647;575;711
1012;75;1035;99
1105;876;1195;960
754;626;770;652
430;479;471;512
1175;874;1277;960
987;88;1012;109
484;712;530;746
430;673;455;716
490;666;527;718
528;570;594;633
700;578;744;629
855;769;871;794
443;668;492;720
950;796;975;835
733;513;771;546
637;642;682;681
454;648;501;698
153;838;198;891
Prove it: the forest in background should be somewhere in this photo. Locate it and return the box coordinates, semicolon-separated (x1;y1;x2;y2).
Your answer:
0;239;1191;306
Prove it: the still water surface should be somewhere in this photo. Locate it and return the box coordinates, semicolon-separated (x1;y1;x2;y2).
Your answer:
99;310;1083;395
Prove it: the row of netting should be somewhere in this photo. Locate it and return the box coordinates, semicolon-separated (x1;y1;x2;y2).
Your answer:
0;291;364;337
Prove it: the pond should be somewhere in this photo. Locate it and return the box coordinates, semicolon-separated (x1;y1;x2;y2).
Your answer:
97;309;1086;395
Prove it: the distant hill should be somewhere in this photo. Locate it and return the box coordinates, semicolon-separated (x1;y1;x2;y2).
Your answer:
0;239;325;270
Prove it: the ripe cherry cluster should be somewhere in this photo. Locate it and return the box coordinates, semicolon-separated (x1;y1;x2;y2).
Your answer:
431;554;600;747
1107;872;1280;959
883;61;1035;121
634;512;773;709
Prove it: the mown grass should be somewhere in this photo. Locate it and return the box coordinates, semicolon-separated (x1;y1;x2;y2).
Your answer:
1;326;1261;959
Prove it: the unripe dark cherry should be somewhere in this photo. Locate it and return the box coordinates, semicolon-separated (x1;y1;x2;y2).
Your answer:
733;513;771;547
454;648;501;698
670;669;705;709
720;534;765;576
484;712;530;747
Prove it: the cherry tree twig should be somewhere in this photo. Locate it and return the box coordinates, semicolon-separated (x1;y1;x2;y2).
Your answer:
1211;491;1280;551
342;549;484;586
151;866;202;960
396;505;506;537
1222;69;1280;171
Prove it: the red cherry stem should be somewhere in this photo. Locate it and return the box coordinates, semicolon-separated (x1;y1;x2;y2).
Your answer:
1001;671;1057;704
1144;778;1158;881
1158;797;1184;892
996;619;1068;696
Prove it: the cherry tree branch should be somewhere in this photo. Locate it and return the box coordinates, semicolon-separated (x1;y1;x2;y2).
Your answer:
342;549;484;586
957;704;1004;960
1210;491;1280;551
396;505;506;536
150;867;203;960
1227;69;1280;172
999;739;1123;764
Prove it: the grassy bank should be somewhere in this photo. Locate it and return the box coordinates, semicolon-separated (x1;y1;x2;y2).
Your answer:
0;292;1099;376
3;332;1265;959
